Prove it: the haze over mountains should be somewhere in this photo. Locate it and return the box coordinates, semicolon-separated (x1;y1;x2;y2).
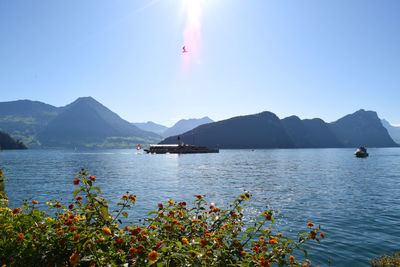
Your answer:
0;97;398;149
161;109;399;148
381;119;400;144
133;117;214;138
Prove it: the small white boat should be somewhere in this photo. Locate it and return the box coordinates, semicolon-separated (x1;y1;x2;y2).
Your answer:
354;146;369;158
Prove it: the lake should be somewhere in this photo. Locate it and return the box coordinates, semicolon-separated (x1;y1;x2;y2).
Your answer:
1;148;400;266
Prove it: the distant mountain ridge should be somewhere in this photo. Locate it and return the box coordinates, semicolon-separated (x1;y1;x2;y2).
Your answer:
133;117;213;137
381;119;400;144
132;121;168;135
0;97;161;148
161;109;398;148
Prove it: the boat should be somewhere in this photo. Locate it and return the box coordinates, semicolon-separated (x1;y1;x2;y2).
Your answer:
144;144;219;154
354;146;369;158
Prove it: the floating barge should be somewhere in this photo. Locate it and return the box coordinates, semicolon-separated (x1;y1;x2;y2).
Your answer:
144;144;219;154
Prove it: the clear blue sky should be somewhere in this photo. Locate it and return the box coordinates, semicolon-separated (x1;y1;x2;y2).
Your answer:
1;0;399;126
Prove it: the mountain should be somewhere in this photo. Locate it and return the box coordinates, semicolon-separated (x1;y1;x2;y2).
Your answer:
132;121;168;135
0;100;59;147
163;117;213;137
36;97;161;148
281;116;341;148
329;109;397;147
0;130;27;150
381;119;400;144
160;112;294;148
160;109;398;149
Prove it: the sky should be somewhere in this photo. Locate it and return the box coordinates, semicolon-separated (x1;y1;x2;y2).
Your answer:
1;0;399;127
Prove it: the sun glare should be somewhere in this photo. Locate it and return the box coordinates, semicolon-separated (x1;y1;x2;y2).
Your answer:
182;0;205;69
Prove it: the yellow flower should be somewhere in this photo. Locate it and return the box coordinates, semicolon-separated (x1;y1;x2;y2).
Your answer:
148;251;159;262
182;237;189;245
102;227;111;235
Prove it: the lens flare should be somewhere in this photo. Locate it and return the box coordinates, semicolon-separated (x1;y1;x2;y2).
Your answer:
182;0;203;70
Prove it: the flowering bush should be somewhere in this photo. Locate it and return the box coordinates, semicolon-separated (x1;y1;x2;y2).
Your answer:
0;168;323;266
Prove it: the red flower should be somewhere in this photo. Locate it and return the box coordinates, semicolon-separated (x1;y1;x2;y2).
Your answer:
156;241;164;249
158;203;163;209
320;232;325;239
65;219;73;226
73;179;80;185
55;203;62;208
16;233;24;242
130;195;136;201
307;222;314;228
12;208;19;215
115;238;123;246
32;200;38;204
137;245;144;251
76;196;83;201
74;234;80;242
89;176;96;181
130;227;142;236
196;195;202;199
122;195;128;200
69;204;74;209
200;239;208;247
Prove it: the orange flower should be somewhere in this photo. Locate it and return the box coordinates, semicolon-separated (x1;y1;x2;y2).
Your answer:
289;255;295;263
129;247;137;255
182;237;189;245
130;195;136;201
16;233;24;242
96;238;105;243
320;232;325;239
89;175;96;181
148;251;159;262
306;259;311;264
136;245;144;251
32;200;38;204
307;222;314;228
302;264;308;267
149;225;157;230
69;253;80;265
57;229;64;236
12;208;19;215
268;239;278;245
122;195;128;200
76;196;83;201
168;200;174;205
55;203;62;208
102;227;111;235
74;234;80;242
240;250;246;255
73;179;80;185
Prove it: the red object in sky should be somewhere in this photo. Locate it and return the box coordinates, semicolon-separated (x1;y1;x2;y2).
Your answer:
182;46;188;53
137;144;142;150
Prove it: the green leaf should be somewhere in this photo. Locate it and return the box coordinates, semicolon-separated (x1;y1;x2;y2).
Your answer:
91;186;101;194
122;211;128;219
100;206;109;221
73;188;84;198
236;206;242;212
176;241;182;248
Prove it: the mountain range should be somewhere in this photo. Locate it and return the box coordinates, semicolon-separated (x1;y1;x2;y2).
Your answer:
0;97;398;149
0;97;161;148
161;109;399;148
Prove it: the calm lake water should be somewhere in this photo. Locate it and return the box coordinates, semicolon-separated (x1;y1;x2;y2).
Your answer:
1;148;400;266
